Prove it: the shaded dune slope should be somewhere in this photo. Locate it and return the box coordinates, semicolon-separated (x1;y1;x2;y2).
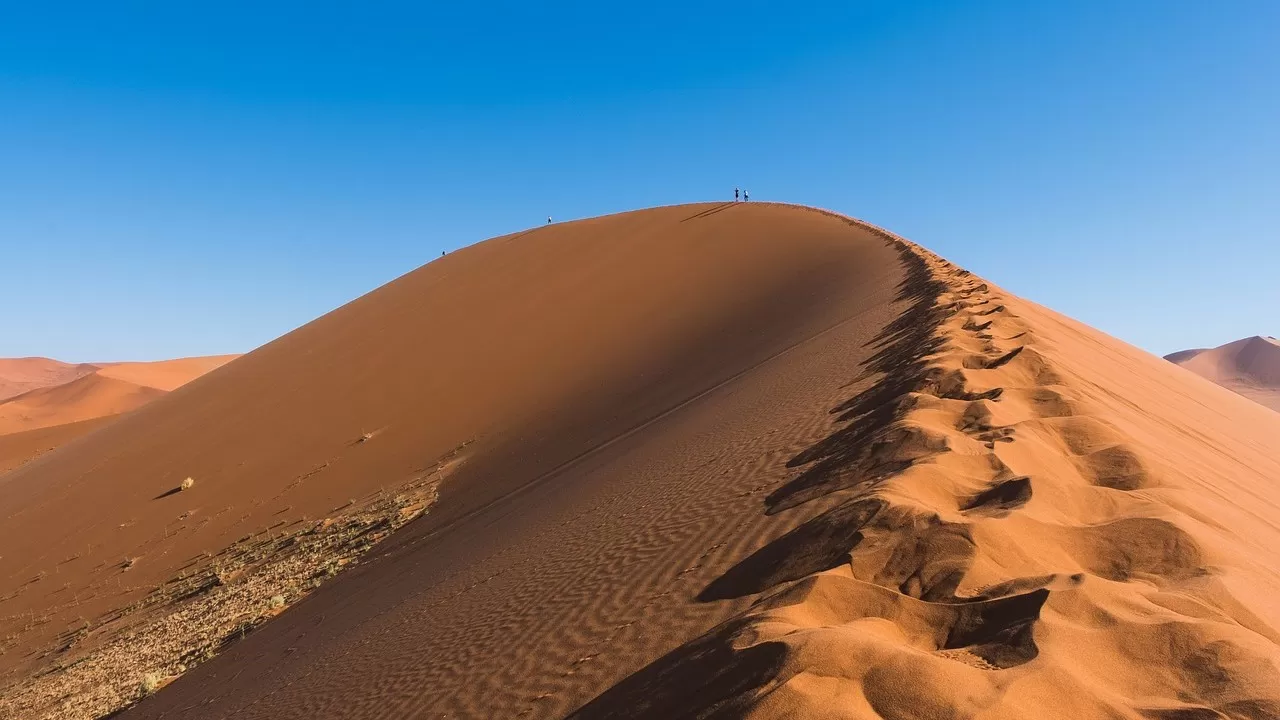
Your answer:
1166;336;1280;413
0;203;908;718
576;225;1280;719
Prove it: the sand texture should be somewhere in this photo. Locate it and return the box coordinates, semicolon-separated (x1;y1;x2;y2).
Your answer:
1167;336;1280;413
0;204;1276;720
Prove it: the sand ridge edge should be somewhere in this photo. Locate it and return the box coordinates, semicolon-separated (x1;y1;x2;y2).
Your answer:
573;209;1280;720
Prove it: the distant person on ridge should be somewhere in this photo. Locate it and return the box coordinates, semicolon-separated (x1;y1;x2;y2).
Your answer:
547;216;552;224
735;187;739;202
744;190;750;202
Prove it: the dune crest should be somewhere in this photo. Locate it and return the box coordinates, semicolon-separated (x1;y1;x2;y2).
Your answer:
1166;336;1280;412
576;212;1280;719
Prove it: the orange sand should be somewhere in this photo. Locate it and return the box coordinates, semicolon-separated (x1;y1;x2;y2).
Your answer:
0;204;1275;720
0;355;238;436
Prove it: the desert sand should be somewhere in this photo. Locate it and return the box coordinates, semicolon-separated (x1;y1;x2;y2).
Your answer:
0;355;238;435
0;357;98;402
0;355;237;473
0;204;1277;720
1166;336;1280;412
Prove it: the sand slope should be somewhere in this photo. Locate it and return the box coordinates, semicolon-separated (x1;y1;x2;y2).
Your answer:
94;355;241;392
0;203;908;718
2;205;1278;720
0;355;238;437
1166;336;1280;412
0;358;98;402
576;223;1280;719
0;417;120;476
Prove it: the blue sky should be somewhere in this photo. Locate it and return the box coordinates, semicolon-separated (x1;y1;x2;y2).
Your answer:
2;1;1276;361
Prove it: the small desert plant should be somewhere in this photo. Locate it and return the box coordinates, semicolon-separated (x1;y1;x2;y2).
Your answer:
180;477;195;491
139;672;162;696
268;594;286;610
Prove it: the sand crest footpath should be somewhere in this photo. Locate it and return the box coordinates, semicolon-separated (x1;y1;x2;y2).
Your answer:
0;204;1276;720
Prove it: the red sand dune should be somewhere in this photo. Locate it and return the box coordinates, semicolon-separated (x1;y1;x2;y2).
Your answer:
1166;335;1280;412
94;355;241;393
0;373;168;435
0;204;1277;720
0;357;98;402
0;355;239;472
0;355;239;436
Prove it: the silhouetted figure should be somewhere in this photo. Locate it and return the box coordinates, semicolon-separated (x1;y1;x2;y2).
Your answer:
744;190;750;202
547;216;552;224
734;187;739;202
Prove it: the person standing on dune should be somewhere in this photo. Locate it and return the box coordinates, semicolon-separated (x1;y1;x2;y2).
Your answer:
735;187;739;202
744;190;750;202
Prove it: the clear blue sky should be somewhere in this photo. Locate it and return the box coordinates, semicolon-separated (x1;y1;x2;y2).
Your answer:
2;1;1276;362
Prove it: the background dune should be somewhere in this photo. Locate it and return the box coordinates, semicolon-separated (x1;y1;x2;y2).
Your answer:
1166;336;1280;412
0;373;168;435
0;358;99;402
0;355;239;471
93;355;241;393
1;204;1277;720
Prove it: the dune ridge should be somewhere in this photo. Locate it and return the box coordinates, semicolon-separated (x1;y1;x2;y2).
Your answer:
0;203;909;719
576;212;1280;719
2;205;1278;719
1166;336;1280;413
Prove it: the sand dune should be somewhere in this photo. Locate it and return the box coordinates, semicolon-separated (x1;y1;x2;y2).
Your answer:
0;417;118;476
94;355;240;392
0;357;98;402
1;204;1277;720
0;373;167;435
1166;336;1280;412
0;355;238;437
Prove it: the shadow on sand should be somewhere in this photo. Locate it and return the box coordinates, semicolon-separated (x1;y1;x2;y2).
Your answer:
569;239;958;719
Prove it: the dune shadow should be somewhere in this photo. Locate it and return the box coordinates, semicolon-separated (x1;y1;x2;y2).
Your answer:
765;241;949;513
700;498;884;601
681;203;738;222
574;233;965;716
567;617;786;720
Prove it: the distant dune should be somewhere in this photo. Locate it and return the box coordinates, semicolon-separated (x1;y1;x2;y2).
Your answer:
0;204;1277;720
94;355;241;392
0;355;239;470
1165;335;1280;412
0;357;98;402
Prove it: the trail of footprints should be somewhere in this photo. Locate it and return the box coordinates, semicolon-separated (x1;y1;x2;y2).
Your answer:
674;210;1275;718
793;240;1188;666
